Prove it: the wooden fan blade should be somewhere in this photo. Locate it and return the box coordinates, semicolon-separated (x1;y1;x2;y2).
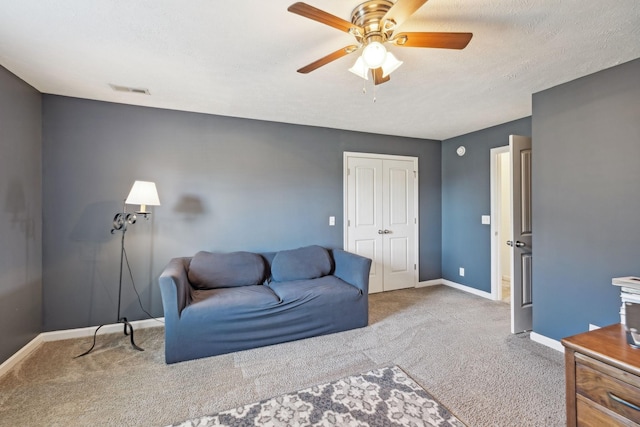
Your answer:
382;0;429;28
373;68;390;85
288;2;362;34
393;32;473;49
297;45;358;74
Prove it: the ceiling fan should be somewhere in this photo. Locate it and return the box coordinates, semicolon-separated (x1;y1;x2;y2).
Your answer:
288;0;473;85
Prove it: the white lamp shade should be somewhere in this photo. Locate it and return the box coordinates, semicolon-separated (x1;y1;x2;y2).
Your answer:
348;56;369;80
361;42;387;69
125;181;160;211
381;52;403;78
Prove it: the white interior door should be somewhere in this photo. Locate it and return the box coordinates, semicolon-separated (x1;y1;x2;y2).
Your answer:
509;135;533;333
346;157;384;293
382;160;417;291
345;153;418;293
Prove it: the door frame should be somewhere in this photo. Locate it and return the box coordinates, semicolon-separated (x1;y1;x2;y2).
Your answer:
343;152;420;287
490;145;510;301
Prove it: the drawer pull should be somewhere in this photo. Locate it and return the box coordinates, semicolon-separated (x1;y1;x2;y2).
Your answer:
608;392;640;411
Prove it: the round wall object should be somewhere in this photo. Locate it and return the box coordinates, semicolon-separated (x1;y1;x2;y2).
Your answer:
456;146;466;156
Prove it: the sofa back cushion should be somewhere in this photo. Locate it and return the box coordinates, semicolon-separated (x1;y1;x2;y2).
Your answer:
271;245;332;282
188;251;266;289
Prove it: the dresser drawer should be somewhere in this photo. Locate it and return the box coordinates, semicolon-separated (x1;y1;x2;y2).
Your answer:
576;354;640;424
576;395;636;427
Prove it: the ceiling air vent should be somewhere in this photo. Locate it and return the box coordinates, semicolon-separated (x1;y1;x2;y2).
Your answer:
109;84;150;95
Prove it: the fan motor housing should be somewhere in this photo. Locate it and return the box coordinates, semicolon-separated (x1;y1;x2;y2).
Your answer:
351;0;394;43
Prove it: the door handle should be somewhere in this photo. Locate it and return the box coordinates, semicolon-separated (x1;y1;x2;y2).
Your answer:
515;241;526;248
383;229;391;234
378;229;384;234
506;240;513;247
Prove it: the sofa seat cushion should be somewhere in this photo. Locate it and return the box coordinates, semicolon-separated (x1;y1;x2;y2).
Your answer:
268;275;362;304
188;251;266;289
271;245;332;282
184;285;281;320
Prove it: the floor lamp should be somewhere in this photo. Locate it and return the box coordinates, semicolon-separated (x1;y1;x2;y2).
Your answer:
76;180;160;357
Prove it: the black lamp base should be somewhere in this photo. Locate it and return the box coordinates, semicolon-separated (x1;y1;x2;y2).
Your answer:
120;317;144;351
75;318;144;358
76;204;147;359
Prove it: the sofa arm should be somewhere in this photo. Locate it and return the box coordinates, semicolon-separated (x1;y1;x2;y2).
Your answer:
158;257;192;322
332;249;372;294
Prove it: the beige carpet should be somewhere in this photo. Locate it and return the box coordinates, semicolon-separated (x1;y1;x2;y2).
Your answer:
0;286;565;426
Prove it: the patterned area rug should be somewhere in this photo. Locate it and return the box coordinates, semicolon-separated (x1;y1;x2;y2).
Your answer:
170;365;465;427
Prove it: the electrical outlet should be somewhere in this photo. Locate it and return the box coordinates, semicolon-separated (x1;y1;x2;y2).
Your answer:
329;216;335;226
459;267;465;277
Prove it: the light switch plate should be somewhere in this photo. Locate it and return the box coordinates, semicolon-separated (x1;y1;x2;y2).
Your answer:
482;215;491;225
329;216;335;226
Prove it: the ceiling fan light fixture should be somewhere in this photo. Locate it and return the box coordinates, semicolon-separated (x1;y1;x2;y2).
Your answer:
361;41;387;69
288;1;473;86
381;52;403;78
349;56;369;80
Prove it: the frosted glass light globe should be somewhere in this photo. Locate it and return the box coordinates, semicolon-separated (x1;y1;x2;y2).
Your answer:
362;42;387;69
348;56;369;80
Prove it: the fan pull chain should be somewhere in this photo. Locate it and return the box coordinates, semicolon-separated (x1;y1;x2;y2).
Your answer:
357;75;378;103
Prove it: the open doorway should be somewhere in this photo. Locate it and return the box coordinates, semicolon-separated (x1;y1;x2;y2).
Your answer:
490;146;511;304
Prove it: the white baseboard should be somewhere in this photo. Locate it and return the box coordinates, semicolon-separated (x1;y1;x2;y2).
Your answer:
530;332;564;353
0;318;164;379
417;279;443;288
440;279;493;300
416;278;494;300
0;335;44;379
40;317;164;342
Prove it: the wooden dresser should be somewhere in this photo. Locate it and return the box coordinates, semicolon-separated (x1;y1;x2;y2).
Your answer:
562;324;640;426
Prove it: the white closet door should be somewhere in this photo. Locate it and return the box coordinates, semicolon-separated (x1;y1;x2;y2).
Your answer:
347;157;384;293
346;154;417;293
382;159;416;291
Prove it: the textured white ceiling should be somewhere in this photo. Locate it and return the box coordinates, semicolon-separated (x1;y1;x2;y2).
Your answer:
1;0;639;140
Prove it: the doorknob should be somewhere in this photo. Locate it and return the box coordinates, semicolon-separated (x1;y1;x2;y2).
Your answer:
506;240;513;247
378;230;384;234
515;241;526;248
383;229;391;234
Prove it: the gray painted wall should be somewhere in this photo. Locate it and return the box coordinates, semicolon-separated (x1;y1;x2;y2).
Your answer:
42;95;441;331
7;56;633;362
0;66;42;363
441;118;532;292
532;58;640;341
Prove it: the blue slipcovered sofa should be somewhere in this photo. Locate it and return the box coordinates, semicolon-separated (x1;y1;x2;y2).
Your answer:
158;245;371;364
